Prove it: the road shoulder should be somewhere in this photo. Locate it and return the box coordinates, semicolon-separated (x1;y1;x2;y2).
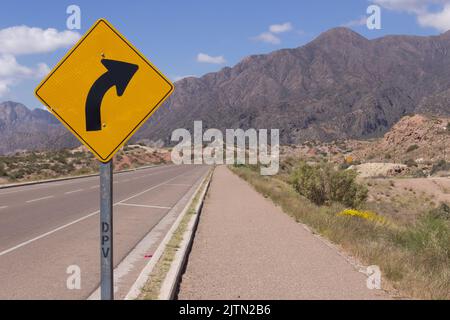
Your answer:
177;165;390;300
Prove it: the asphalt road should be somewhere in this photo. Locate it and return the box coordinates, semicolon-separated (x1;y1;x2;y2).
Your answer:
0;164;209;299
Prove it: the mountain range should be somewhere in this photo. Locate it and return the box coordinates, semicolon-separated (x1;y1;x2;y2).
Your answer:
0;101;78;154
136;27;450;144
1;27;450;154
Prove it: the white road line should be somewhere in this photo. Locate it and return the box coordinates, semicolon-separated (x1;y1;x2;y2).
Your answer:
65;189;83;195
0;210;99;257
0;183;64;196
0;168;195;257
0;166;175;196
0;206;7;210
117;203;172;210
90;185;99;189
25;195;54;203
117;173;190;205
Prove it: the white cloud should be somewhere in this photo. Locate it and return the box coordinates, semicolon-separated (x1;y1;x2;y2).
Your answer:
417;3;450;31
253;32;281;44
0;54;51;97
373;0;450;31
343;16;368;27
0;25;78;97
0;79;12;96
197;53;226;64
35;63;51;78
0;25;80;55
269;22;293;34
372;0;430;13
253;22;294;45
0;54;33;78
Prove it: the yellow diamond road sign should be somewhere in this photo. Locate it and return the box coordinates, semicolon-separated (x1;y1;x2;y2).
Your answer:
35;19;174;163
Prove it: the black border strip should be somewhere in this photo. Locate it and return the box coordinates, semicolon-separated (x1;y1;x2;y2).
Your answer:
35;19;174;162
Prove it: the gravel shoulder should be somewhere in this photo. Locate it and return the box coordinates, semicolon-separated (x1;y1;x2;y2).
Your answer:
177;166;390;300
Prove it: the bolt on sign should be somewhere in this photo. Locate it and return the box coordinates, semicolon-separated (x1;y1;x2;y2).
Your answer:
35;19;174;162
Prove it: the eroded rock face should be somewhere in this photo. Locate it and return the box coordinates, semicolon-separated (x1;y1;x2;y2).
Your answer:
136;27;450;145
0;101;79;154
352;114;450;163
4;28;450;153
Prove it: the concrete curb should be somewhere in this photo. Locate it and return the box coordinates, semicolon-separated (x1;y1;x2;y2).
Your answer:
0;164;165;189
158;169;212;300
124;167;213;300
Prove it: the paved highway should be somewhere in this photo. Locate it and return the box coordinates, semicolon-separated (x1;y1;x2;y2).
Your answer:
0;164;209;299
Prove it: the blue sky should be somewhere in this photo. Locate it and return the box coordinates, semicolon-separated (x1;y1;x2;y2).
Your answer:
1;0;449;109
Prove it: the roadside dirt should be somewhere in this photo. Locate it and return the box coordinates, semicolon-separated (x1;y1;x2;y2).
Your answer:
389;177;450;204
178;166;390;300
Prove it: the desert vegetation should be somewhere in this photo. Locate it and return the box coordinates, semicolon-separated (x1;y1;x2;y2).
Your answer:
0;144;170;185
231;160;450;299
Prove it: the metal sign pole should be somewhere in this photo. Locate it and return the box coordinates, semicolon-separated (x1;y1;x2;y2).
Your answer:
100;160;114;300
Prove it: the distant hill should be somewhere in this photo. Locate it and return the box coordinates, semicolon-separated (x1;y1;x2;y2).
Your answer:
136;27;450;144
352;114;450;163
0;101;78;154
3;27;450;153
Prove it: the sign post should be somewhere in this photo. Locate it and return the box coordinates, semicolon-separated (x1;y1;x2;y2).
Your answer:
34;18;174;300
100;161;113;300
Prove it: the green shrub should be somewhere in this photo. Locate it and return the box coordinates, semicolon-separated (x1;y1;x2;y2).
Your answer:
406;144;419;153
404;159;417;168
429;203;450;220
431;160;450;175
396;212;450;266
339;162;351;170
290;162;368;207
8;169;25;180
0;163;6;177
411;168;426;178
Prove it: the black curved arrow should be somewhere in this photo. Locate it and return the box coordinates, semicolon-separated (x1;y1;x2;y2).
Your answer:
85;59;139;131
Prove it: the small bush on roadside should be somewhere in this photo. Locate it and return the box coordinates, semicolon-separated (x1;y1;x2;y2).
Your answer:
431;160;450;175
396;212;450;267
411;168;427;178
0;163;6;177
231;164;450;299
429;203;450;220
404;159;417;168
339;162;351;170
290;162;368;207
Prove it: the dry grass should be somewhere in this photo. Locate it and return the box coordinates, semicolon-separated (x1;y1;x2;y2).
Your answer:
139;172;211;299
230;165;450;300
364;179;437;224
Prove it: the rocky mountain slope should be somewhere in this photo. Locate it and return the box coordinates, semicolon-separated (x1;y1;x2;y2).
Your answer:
0;101;79;154
3;27;450;153
136;27;450;144
352;114;450;163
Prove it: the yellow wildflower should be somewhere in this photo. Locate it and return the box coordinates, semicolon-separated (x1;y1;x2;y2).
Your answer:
338;209;387;224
